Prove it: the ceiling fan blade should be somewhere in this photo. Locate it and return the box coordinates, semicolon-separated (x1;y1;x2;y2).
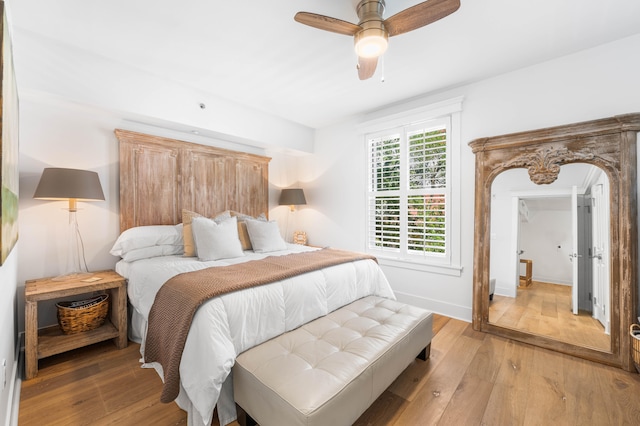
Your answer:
384;0;461;37
294;12;361;36
357;56;378;80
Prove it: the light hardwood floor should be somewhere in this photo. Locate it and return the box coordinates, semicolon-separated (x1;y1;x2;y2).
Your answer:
19;315;640;425
489;281;610;351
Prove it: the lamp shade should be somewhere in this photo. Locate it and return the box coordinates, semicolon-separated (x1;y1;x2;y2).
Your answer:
279;188;306;206
34;168;105;202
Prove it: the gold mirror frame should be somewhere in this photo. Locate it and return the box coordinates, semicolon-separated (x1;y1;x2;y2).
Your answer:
469;114;640;371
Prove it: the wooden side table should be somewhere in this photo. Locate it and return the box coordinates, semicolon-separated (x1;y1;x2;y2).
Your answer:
519;259;533;288
24;270;128;380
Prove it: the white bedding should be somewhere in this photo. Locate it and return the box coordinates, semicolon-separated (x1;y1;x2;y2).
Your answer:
116;244;395;426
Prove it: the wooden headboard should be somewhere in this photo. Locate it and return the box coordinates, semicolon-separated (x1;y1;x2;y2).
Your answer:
115;129;271;232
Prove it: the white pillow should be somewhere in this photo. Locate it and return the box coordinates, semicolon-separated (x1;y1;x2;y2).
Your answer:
183;209;232;257
244;219;287;253
121;245;184;262
192;216;245;261
110;224;184;256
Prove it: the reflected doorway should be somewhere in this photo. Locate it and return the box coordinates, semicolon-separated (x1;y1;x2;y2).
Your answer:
489;163;610;351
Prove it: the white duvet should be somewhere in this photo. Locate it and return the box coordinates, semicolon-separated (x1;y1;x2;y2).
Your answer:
116;244;395;426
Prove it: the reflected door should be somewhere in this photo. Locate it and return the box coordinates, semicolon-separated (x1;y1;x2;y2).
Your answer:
514;198;524;289
592;183;609;333
571;186;579;315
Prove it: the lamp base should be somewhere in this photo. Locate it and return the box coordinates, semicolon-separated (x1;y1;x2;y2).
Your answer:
55;210;91;281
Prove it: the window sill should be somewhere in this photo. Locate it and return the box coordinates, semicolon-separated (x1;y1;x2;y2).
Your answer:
376;256;463;277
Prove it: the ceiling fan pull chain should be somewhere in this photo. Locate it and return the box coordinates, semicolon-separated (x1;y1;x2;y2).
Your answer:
380;55;385;83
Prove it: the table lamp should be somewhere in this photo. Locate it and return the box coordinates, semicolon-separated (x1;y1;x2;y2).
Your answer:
279;188;306;242
34;168;105;280
278;188;306;212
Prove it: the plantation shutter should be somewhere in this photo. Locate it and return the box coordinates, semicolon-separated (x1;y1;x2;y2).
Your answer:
367;119;449;259
368;134;402;252
407;126;447;255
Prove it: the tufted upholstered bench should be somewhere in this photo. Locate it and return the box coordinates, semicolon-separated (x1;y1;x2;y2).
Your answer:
233;295;433;426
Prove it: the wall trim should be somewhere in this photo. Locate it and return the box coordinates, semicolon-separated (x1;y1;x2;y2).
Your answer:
494;283;516;298
378;257;463;277
357;96;464;133
5;332;22;426
394;290;471;322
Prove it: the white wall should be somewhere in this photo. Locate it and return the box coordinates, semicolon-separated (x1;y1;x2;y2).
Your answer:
297;34;640;321
521;209;573;285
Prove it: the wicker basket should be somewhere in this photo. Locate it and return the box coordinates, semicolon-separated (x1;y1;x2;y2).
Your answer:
631;324;640;374
56;293;109;335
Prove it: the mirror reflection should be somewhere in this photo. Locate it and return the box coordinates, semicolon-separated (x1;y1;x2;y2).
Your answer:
488;163;610;351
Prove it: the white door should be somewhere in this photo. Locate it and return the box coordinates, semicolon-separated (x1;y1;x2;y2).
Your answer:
571;186;579;315
592;183;609;333
509;197;523;293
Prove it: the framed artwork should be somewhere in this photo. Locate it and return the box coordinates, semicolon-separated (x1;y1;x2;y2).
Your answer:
0;1;19;265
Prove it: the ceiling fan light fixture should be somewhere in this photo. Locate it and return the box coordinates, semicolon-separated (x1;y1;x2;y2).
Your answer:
295;0;461;79
354;28;388;58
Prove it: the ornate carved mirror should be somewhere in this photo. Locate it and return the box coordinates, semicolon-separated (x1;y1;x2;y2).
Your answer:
469;114;640;371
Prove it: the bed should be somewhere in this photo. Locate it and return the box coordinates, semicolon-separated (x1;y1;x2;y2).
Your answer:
112;130;397;426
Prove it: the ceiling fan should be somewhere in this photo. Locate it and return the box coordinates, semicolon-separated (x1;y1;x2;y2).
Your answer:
294;0;461;80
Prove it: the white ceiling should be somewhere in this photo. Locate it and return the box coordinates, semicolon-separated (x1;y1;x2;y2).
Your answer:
7;0;640;130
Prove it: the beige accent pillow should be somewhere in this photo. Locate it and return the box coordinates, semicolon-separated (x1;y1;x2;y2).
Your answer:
182;209;231;256
230;211;267;251
236;221;252;251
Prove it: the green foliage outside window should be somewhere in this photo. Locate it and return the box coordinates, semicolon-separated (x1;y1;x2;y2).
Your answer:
409;129;447;189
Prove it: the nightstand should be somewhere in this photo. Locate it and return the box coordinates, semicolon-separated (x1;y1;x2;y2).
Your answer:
24;270;128;379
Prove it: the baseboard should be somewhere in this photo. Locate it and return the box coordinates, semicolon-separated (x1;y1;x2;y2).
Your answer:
495;284;516;298
394;291;472;322
534;277;571;286
5;332;22;426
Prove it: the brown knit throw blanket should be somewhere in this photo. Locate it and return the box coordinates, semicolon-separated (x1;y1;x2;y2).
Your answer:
144;248;377;403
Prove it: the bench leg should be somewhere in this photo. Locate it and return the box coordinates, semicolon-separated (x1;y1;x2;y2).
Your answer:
417;342;431;361
237;405;258;426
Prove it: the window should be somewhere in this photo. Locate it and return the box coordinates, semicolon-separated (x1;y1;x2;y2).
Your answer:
367;118;450;260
